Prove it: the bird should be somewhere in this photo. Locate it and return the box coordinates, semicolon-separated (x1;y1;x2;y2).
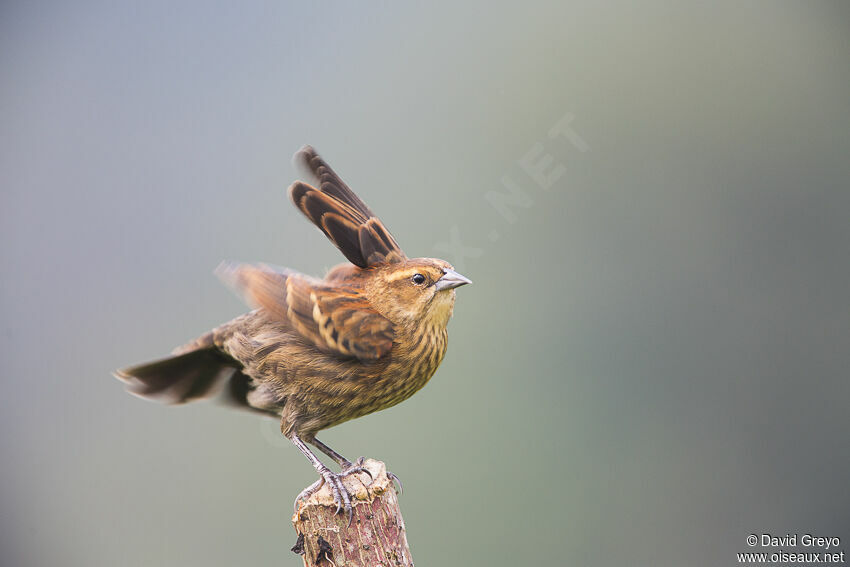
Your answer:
115;145;471;521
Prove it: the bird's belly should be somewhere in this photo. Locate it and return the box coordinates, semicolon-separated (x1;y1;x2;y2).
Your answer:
241;325;449;436
287;358;436;432
338;331;449;421
364;363;436;411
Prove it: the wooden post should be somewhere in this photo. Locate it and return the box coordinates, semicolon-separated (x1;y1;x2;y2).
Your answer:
291;459;414;566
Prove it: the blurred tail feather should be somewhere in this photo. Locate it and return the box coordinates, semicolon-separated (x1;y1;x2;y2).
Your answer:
115;349;237;404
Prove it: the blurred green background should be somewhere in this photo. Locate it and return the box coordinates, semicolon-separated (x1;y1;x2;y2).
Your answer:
2;2;849;566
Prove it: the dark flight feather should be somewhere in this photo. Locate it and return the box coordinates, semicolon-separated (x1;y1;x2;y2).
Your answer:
289;146;406;268
295;145;376;219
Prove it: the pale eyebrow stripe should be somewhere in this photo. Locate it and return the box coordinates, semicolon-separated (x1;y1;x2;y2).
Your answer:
387;268;432;281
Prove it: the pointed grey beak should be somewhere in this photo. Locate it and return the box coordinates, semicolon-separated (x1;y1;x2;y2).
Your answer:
434;269;472;291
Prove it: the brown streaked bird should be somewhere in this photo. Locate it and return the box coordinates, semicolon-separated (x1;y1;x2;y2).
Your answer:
115;145;471;520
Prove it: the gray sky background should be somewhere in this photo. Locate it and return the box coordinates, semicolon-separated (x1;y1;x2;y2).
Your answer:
2;2;849;566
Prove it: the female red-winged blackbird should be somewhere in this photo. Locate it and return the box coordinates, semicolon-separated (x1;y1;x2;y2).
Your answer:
116;146;471;519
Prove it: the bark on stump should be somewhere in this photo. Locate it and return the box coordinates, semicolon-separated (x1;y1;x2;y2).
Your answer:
291;459;413;567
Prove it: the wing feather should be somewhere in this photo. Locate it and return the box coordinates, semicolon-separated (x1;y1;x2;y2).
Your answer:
295;145;376;219
216;262;394;360
289;146;406;268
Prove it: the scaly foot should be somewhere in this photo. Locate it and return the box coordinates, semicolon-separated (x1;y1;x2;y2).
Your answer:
293;462;373;524
347;456;402;494
340;456;373;482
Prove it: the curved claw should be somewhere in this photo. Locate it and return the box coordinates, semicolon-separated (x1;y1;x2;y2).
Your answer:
342;466;373;483
347;467;373;482
293;478;324;512
386;470;403;495
339;456;373;485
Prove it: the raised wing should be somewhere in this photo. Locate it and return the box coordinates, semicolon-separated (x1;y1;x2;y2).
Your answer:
216;262;395;360
289;145;406;268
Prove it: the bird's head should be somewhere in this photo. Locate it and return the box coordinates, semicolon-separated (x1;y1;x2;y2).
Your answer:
365;258;471;328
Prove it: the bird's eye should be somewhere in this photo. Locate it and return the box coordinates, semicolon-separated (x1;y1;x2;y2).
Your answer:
412;273;426;285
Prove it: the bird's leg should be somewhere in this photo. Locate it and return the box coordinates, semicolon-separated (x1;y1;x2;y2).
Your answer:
310;437;353;468
290;433;355;523
311;437;372;480
312;437;402;495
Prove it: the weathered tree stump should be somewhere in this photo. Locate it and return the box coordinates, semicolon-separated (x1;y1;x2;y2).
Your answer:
291;459;413;567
